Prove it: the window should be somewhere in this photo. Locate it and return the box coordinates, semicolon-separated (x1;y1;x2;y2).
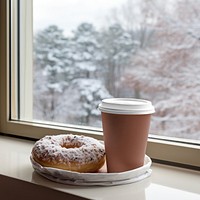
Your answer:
0;0;199;169
32;0;200;142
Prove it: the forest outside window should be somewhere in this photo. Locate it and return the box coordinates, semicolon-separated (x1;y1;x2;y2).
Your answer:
1;0;199;168
31;0;200;142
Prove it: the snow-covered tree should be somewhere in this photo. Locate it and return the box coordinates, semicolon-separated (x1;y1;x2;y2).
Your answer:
67;23;112;124
33;24;112;125
70;23;103;78
63;78;112;125
33;25;70;120
100;23;138;97
124;0;200;139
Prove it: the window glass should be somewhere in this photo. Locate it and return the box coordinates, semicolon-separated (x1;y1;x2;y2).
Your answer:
31;0;200;141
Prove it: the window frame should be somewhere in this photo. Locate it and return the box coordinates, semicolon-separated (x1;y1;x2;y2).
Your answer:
0;0;199;170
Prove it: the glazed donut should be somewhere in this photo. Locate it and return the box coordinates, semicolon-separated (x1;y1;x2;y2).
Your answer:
31;134;106;173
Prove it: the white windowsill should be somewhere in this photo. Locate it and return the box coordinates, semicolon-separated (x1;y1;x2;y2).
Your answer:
0;134;200;200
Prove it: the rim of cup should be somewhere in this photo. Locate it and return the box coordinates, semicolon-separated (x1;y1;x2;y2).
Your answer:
98;98;155;115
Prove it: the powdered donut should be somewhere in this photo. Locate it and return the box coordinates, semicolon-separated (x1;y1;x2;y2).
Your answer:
31;134;106;173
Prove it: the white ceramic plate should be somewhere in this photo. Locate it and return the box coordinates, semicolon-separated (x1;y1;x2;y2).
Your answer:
30;155;152;186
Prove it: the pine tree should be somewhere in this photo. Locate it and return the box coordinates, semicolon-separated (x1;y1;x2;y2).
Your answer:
33;23;112;125
100;23;137;97
65;23;111;125
33;25;70;120
70;23;103;78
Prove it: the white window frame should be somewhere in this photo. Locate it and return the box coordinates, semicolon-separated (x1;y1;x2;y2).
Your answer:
0;0;199;170
19;0;33;120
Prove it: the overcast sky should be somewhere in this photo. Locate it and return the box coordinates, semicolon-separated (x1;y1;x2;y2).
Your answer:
33;0;127;36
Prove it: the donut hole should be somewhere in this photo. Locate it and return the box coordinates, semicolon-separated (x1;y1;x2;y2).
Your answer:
61;143;82;149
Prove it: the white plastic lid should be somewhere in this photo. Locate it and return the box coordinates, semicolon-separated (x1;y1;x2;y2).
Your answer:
98;98;155;115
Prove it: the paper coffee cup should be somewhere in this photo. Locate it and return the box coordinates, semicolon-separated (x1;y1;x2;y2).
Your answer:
99;98;155;173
